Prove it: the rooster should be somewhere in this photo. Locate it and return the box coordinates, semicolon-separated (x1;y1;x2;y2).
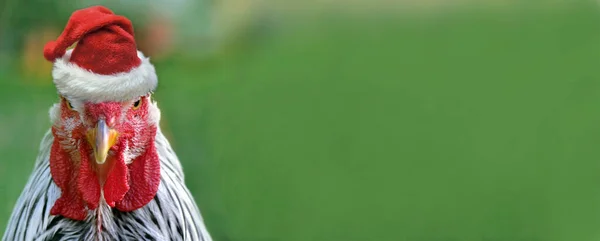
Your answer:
2;6;213;241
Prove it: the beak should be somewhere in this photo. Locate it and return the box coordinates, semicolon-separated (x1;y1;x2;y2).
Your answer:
86;119;119;164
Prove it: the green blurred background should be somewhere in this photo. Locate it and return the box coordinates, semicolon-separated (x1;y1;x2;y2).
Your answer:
3;0;600;240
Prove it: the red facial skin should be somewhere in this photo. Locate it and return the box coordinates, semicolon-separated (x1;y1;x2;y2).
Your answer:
49;95;160;221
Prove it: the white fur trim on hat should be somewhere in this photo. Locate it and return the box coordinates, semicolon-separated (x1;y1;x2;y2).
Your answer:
51;49;158;103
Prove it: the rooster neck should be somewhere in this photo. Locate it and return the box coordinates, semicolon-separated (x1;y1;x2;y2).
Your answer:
89;194;116;240
3;128;213;241
96;205;102;240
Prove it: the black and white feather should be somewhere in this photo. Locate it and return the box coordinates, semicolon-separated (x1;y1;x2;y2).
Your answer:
2;128;213;241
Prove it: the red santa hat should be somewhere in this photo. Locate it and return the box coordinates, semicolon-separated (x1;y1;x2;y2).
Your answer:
44;6;157;102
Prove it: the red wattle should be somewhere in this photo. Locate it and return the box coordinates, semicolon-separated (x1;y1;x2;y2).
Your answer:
115;128;160;211
103;143;130;207
49;129;88;221
49;119;160;219
77;145;100;210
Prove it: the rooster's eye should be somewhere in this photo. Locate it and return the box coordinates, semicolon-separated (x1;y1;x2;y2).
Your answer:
61;96;75;111
132;98;142;110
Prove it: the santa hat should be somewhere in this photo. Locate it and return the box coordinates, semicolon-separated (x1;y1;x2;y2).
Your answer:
44;6;157;102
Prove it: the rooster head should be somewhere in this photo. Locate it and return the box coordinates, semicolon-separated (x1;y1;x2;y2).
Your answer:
49;93;161;220
43;6;162;220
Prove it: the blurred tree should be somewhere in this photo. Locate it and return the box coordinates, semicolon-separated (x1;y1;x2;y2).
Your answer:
20;26;59;84
136;9;176;61
0;0;64;61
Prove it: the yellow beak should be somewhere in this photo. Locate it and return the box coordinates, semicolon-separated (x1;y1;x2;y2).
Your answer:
86;119;119;164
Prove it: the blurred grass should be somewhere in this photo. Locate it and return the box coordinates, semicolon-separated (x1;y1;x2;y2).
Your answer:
4;4;600;241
